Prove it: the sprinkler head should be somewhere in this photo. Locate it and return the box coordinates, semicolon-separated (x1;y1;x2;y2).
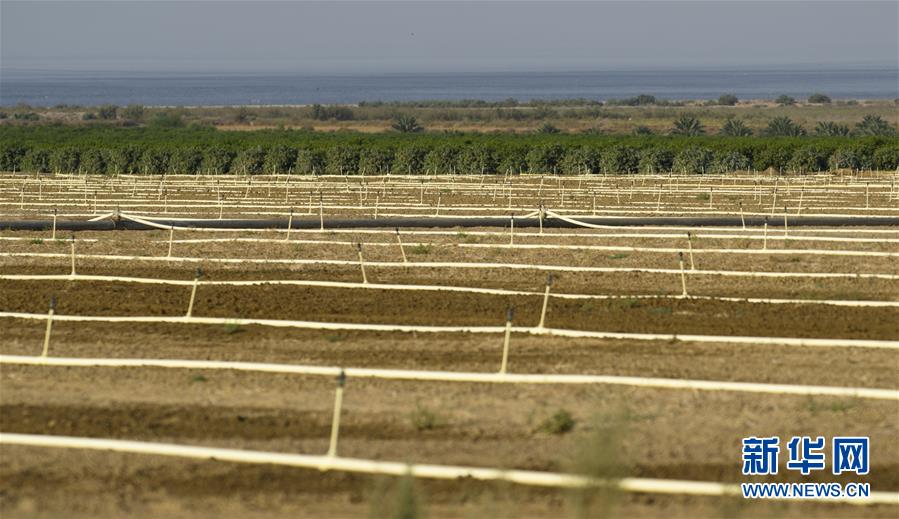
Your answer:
195;268;204;280
337;369;346;387
506;307;515;322
49;295;57;311
546;273;553;286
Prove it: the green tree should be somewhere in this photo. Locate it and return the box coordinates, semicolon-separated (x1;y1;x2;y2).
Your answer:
672;146;713;174
599;145;638;174
775;95;796;106
815;121;850;136
392;115;424;133
854;115;896;136
359;147;395;174
753;145;793;173
295;149;325;174
106;145;143;174
872;146;899;170
497;146;528;175
140;149;170;174
638;147;673;173
526;144;564;174
807;93;831;104
97;105;118;120
711;150;751;173
22;148;51;173
423;146;459;174
148;112;185;129
536;122;561;134
559;146;600;175
233;146;266;175
50;147;80;173
764;116;806;137
122;104;145;121
325;146;361;175
393;145;427;175
0;144;27;172
670;115;705;136
457;146;498;174
80;148;107;174
264;145;297;174
788;146;828;173
828;148;862;171
170;147;203;174
719;118;753;136
718;94;738;106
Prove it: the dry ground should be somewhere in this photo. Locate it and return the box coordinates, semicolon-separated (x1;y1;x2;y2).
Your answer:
1;176;898;518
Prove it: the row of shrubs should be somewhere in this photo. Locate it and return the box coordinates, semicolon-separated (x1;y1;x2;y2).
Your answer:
3;141;896;175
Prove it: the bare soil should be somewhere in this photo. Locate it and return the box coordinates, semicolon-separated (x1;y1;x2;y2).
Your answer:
1;181;897;518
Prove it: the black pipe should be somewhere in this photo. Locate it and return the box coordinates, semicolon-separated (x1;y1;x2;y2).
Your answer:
3;215;899;232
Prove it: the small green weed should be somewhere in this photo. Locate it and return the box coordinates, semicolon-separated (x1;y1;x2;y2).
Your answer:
410;244;432;255
607;253;628;260
223;322;242;334
30;238;44;245
410;403;445;431
536;409;576;435
615;298;641;310
191;374;208;383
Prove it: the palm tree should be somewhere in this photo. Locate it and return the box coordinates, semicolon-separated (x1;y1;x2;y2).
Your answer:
670;115;705;136
719;118;753;136
632;125;654;135
854;115;896;136
392;115;424;133
815;121;850;137
764;116;806;137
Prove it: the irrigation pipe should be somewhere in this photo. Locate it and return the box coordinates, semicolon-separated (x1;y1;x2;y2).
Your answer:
4;252;898;280
2;274;898;308
147;237;899;258
2;354;895;400
6;213;899;232
3;433;896;505
1;312;896;350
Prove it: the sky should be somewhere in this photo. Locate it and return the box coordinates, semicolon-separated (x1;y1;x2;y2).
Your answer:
2;0;897;75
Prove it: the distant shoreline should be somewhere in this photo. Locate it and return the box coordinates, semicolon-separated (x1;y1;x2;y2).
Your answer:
3;68;896;108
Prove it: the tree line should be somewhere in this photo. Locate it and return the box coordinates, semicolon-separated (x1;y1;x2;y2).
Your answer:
1;127;896;175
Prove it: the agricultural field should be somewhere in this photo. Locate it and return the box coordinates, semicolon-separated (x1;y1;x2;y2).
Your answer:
1;172;898;518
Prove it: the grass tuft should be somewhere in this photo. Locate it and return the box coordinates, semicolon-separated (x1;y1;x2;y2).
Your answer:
222;322;242;334
409;403;445;431
410;244;432;255
536;409;576;435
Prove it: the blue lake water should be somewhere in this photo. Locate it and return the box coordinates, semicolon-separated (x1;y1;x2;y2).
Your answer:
2;67;897;107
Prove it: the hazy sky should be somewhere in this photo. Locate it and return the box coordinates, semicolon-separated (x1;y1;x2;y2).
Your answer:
2;1;897;74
